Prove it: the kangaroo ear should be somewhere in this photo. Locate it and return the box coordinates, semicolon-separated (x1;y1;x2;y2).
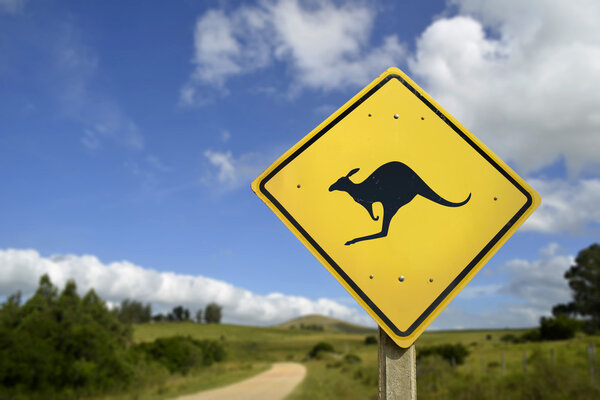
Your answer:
346;168;360;177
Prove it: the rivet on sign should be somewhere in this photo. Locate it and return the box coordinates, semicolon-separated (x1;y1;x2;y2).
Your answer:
394;114;399;119
421;116;425;120
494;196;498;201
370;274;374;279
429;278;434;283
368;113;372;117
297;184;301;189
398;275;405;282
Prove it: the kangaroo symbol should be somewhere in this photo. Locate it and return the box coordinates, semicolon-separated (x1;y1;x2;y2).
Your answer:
328;161;471;245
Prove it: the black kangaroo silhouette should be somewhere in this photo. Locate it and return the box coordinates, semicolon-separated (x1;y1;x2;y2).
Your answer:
329;161;471;245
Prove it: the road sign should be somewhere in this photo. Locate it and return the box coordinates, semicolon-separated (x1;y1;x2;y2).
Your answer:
251;67;541;347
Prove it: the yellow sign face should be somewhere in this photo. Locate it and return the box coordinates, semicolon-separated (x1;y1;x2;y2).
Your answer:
251;67;540;347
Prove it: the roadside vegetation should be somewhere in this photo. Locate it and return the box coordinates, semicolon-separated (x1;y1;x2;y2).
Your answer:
1;243;599;399
0;275;229;400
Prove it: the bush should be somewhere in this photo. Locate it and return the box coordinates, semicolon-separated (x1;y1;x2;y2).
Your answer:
134;336;225;374
344;353;362;364
299;323;324;331
539;315;580;340
501;333;523;343
417;343;469;365
0;275;134;397
308;342;335;358
364;335;377;345
521;329;542;342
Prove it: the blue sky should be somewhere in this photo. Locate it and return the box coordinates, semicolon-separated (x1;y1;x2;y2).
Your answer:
1;0;599;329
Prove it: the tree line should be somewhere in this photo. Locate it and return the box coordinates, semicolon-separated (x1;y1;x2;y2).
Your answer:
0;275;226;399
112;299;223;324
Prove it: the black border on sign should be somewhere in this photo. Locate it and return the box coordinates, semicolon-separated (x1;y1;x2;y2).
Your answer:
258;74;534;337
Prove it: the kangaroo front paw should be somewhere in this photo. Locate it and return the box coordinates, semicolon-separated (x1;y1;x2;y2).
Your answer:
345;239;356;246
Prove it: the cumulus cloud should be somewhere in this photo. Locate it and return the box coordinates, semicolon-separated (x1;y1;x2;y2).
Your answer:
523;178;600;233
500;243;573;312
0;248;373;326
54;23;144;151
458;283;502;300
432;243;573;329
181;0;405;103
408;0;600;175
203;149;268;189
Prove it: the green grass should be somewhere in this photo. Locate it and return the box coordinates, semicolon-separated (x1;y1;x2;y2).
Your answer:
287;360;377;400
91;362;269;400
134;321;373;362
277;314;378;334
115;321;600;399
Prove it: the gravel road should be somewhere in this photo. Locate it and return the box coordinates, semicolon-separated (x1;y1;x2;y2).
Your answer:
173;362;306;400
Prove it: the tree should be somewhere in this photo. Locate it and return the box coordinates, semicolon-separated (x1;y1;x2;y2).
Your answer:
0;275;133;397
169;305;190;322
554;243;600;330
195;309;203;323
204;303;222;324
152;313;167;322
113;299;152;324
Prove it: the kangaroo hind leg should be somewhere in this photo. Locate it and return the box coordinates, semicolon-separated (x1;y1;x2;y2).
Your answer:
345;210;394;246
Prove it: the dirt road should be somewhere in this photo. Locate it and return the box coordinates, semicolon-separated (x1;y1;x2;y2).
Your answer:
174;362;306;400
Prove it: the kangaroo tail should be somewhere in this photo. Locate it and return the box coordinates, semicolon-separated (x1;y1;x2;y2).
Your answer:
420;183;471;207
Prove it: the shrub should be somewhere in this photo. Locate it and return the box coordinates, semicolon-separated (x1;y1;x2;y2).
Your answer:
134;336;225;374
417;343;469;365
308;342;335;358
539;315;580;340
344;353;362;364
521;329;542;342
501;333;522;343
301;323;324;331
364;335;377;345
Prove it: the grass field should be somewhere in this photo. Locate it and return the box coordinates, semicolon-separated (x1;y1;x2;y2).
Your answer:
103;317;600;399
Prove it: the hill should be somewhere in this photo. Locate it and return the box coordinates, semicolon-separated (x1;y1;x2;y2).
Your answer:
276;314;377;334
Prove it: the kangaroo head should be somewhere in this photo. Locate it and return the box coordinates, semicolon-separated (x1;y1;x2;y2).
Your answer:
328;168;359;192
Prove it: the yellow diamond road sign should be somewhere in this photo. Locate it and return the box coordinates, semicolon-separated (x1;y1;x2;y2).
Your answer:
251;67;541;348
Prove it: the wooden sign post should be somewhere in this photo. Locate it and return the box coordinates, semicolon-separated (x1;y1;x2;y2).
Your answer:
378;328;416;400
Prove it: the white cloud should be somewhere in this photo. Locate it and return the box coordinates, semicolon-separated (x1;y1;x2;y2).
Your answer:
0;0;26;13
0;243;575;330
145;154;171;172
55;23;144;151
523;178;600;233
0;248;372;326
407;0;600;176
500;243;573;312
204;149;268;189
458;283;502;300
433;243;573;329
181;0;405;103
204;150;237;184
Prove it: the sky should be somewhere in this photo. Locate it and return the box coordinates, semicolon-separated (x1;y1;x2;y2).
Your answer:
1;0;599;329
